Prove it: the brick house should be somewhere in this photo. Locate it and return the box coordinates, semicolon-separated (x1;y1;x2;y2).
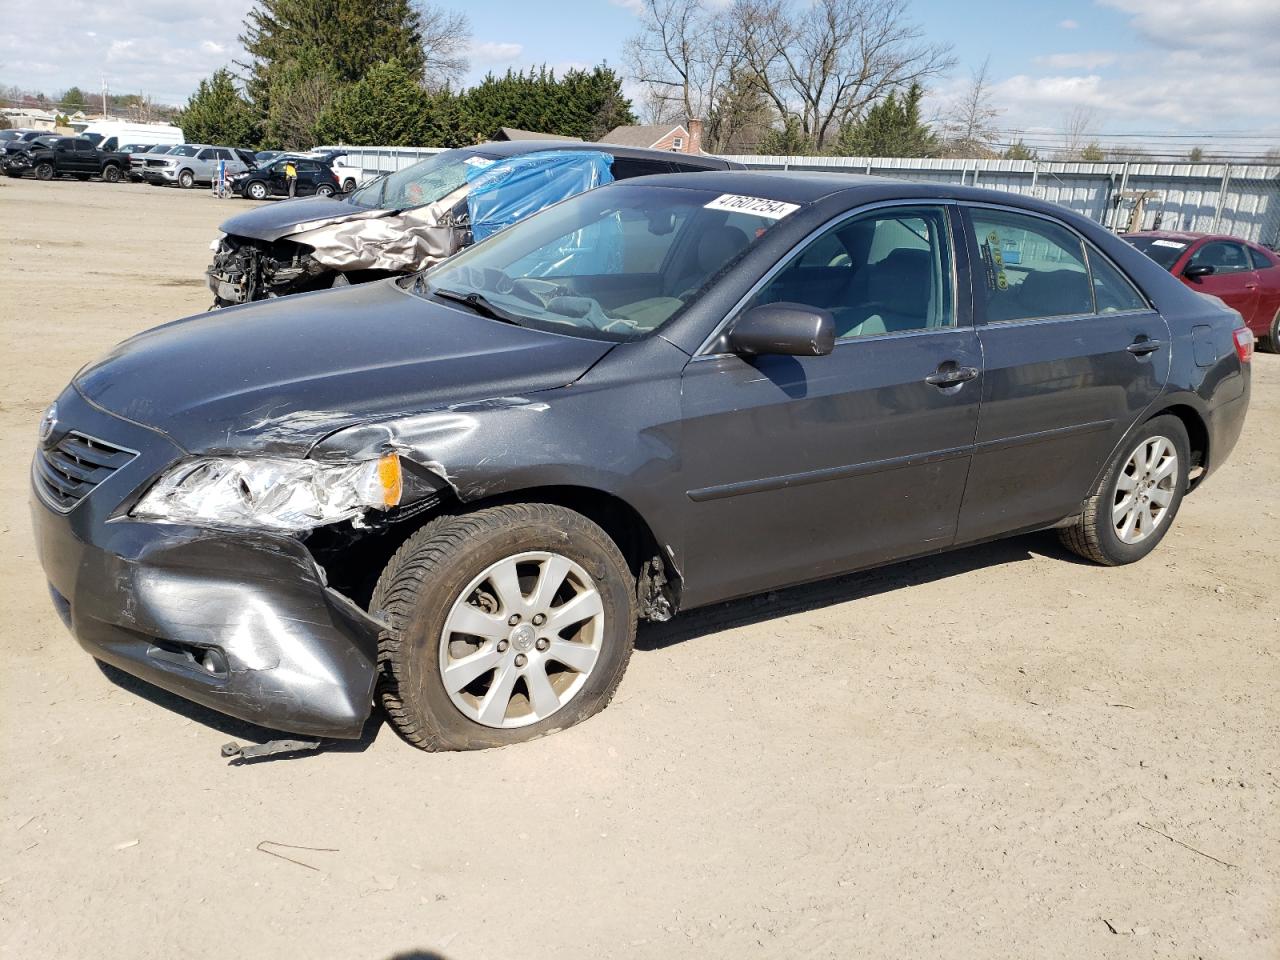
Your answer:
597;120;704;154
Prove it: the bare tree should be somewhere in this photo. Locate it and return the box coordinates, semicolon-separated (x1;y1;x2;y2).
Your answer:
732;0;954;151
943;55;1000;157
419;5;471;92
1062;105;1097;159
624;0;739;131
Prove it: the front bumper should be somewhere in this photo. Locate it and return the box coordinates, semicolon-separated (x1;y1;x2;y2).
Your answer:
30;387;380;739
143;168;179;183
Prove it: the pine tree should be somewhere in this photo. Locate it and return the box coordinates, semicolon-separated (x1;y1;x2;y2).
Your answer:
1002;139;1037;161
178;69;259;147
829;83;937;157
758;116;814;156
313;60;436;147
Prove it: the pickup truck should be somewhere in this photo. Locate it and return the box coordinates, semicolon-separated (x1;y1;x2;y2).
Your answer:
4;137;131;182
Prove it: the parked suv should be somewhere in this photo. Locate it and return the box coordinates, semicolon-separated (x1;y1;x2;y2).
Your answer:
4;137;130;182
142;145;253;188
229;155;341;200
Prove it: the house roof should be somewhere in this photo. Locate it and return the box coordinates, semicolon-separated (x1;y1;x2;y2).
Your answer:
497;127;582;142
597;124;687;149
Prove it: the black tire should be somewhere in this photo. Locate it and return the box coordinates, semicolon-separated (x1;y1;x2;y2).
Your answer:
371;504;637;751
1059;414;1190;565
102;164;121;183
35;162;54;181
1264;311;1280;354
246;180;268;200
316;183;335;197
178;168;195;188
342;178;356;193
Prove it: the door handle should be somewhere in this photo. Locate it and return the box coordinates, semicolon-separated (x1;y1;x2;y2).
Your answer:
925;364;979;386
1244;282;1259;290
1127;339;1163;355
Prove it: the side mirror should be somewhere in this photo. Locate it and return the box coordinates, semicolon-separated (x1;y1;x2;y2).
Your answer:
728;302;836;357
1184;263;1215;280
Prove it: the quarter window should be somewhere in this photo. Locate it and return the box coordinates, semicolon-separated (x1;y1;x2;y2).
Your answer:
746;205;955;338
1189;241;1251;274
1088;250;1148;313
965;208;1092;322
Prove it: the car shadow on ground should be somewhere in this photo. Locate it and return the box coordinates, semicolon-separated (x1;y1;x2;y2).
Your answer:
95;529;1078;754
638;529;1080;650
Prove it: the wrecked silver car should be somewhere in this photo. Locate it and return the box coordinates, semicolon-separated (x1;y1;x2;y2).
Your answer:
205;140;738;306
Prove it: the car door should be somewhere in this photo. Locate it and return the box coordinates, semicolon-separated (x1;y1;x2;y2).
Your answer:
295;160;322;195
678;203;982;606
195;149;218;181
954;204;1170;544
1182;239;1261;322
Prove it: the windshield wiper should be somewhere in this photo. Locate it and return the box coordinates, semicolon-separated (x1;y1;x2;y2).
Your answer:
430;286;525;325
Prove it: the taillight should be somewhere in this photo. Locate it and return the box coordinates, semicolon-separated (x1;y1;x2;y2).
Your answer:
1233;326;1254;363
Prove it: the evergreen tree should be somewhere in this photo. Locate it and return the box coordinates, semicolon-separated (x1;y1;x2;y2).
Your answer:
313;59;439;147
1002;139;1037;161
706;70;775;153
61;86;88;112
456;66;635;143
829;83;937;157
178;69;259;147
758;116;813;155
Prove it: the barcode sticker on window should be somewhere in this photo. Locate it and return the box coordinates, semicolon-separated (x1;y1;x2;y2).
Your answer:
703;194;801;219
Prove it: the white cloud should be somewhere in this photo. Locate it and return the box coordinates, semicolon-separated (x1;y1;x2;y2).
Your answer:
610;0;646;14
1058;19;1079;29
470;41;524;65
1035;51;1118;70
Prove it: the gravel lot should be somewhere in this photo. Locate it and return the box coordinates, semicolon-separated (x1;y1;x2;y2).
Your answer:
1;176;1277;960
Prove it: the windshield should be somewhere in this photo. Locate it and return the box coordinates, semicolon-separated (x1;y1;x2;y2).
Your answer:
148;145;173;154
410;183;794;342
1126;236;1189;271
170;145;199;157
348;148;496;211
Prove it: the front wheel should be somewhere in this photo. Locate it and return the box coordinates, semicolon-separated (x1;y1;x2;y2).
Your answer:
35;162;54;181
316;183;335;197
1059;415;1190;565
371;504;637;751
246;180;268;200
178;169;195;188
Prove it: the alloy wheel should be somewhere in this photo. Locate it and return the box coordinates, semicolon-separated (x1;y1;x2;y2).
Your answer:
248;182;267;200
1113;435;1178;544
438;551;605;729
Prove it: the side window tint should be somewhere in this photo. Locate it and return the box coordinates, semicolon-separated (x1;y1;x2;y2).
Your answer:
609;158;672;180
1189;241;1251;274
748;206;954;339
967;208;1092;322
1248;247;1275;270
197;149;215;160
1089;251;1147;313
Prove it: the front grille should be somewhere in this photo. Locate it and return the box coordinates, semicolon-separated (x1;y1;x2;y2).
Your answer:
34;433;136;512
145;159;170;168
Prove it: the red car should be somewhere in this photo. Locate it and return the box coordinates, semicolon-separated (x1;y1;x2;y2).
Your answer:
1125;231;1280;351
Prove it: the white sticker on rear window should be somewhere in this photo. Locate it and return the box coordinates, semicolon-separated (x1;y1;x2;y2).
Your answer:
1151;239;1187;248
703;194;800;219
465;156;496;168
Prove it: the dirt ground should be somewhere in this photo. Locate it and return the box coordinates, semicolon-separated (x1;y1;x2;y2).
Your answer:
1;176;1276;960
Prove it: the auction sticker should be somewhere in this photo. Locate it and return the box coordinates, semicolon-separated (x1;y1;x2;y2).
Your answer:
703;194;801;219
1151;239;1186;248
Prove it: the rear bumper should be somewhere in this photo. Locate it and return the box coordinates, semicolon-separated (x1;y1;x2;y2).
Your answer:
30;388;379;739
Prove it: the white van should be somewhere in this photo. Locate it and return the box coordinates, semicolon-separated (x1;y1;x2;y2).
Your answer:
79;121;185;153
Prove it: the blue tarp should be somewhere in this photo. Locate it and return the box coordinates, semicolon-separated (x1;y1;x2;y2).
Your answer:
465;150;614;242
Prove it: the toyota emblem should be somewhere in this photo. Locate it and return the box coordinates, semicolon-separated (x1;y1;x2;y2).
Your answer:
38;402;57;443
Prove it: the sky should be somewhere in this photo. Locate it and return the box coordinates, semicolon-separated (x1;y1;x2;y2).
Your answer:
2;0;1276;157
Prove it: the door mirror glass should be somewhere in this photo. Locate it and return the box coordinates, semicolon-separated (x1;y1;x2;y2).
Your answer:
1183;263;1216;280
728;303;835;357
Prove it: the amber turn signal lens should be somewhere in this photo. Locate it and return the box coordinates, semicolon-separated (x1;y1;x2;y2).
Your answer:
377;453;403;507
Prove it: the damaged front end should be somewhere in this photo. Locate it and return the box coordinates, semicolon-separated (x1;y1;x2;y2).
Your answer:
207;234;339;307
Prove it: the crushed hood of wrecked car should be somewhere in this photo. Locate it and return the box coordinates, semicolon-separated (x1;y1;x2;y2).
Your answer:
217;196;381;243
75;280;615;457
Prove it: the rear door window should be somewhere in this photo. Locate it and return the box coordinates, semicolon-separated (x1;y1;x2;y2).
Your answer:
1088;251;1148;313
964;208;1092;322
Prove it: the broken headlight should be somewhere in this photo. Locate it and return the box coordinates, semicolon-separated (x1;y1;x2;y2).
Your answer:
132;454;402;532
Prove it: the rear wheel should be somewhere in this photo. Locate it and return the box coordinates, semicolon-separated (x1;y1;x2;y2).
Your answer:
342;178;356;192
246;180;268;200
102;164;121;183
1060;415;1190;565
35;162;54;181
178;168;195;188
1265;310;1280;354
371;504;636;751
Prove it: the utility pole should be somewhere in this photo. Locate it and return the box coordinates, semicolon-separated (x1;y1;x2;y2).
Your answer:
101;75;108;118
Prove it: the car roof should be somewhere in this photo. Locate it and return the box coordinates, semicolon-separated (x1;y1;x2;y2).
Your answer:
608;169;1121;214
465;139;738;170
1125;229;1260;246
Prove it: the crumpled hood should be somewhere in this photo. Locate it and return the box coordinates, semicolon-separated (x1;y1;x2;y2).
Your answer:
75;280;614;456
218;196;391;243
